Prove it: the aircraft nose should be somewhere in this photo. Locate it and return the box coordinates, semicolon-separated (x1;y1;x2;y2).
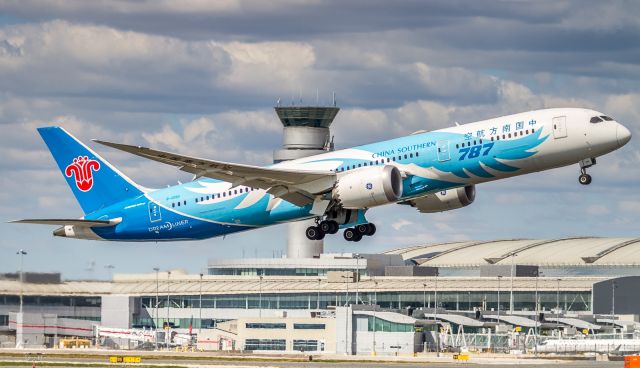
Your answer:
617;123;632;147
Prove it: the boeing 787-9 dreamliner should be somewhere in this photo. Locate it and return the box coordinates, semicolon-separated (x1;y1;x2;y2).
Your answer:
14;108;632;242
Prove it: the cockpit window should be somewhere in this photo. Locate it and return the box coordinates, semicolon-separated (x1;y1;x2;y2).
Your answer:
590;116;603;124
600;115;614;121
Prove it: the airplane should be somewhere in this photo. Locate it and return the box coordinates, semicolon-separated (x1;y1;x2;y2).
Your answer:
13;108;631;242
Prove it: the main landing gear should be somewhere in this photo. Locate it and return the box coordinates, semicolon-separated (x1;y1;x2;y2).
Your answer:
579;158;596;185
305;220;376;242
343;223;376;242
305;220;339;241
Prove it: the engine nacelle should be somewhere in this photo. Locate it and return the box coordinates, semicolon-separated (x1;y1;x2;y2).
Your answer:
333;165;403;209
409;185;476;213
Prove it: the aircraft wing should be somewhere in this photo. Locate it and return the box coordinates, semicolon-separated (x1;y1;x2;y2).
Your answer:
93;140;336;207
11;219;116;227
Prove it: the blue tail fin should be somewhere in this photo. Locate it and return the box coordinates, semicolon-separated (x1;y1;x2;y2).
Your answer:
37;126;145;215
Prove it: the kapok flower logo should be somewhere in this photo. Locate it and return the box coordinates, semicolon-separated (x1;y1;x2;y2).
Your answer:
65;156;100;192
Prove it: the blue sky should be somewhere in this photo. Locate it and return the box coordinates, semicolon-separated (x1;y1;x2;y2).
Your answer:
0;0;638;279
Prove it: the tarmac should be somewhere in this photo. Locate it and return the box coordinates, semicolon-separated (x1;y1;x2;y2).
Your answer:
0;348;628;367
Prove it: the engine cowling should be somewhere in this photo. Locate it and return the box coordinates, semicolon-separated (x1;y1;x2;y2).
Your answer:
409;185;476;213
333;165;403;209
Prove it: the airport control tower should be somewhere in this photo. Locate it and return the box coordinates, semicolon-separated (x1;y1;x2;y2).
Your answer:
273;101;340;258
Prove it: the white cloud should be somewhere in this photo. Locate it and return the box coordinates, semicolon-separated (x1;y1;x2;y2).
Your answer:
586;205;610;216
618;201;640;214
391;218;413;231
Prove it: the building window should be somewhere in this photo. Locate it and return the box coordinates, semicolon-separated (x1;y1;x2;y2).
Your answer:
293;323;325;329
367;316;414;332
244;339;286;351
245;323;286;329
293;339;320;351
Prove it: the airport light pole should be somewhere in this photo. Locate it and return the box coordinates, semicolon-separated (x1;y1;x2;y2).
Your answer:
611;280;617;318
509;252;518;313
534;273;539;356
354;254;361;305
199;273;203;334
556;278;560;338
373;280;378;355
434;274;439;356
153;267;159;350
497;275;502;327
16;249;27;317
166;271;171;332
258;275;263;318
423;283;427;309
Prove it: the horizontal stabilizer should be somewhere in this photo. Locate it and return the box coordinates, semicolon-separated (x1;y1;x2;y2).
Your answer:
11;218;118;227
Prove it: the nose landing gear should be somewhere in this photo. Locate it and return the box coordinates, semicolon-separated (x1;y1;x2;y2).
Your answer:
578;157;596;185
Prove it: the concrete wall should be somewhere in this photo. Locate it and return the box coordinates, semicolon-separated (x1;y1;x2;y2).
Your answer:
101;295;134;329
10;312;94;348
235;316;336;352
592;276;640;315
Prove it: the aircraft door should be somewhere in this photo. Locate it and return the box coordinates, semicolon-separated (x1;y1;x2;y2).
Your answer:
552;116;567;139
437;140;450;161
148;201;162;223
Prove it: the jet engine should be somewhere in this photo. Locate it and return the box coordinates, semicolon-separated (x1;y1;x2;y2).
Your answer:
408;185;476;213
333;165;403;209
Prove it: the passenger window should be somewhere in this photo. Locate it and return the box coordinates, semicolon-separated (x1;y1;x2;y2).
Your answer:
508;133;512;138
234;190;237;195
183;200;186;205
409;153;413;158
177;202;180;207
223;193;226;197
590;116;603;124
358;164;362;167
456;144;459;149
386;158;390;163
416;152;419;157
490;137;494;141
364;162;367;166
404;154;408;159
532;128;535;133
172;203;175;208
370;161;373;165
526;130;529;134
195;198;198;203
392;157;396;162
497;136;500;140
473;140;476;145
375;160;378;165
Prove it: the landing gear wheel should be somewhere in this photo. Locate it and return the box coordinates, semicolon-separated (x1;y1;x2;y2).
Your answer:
320;220;339;235
579;173;592;185
305;226;324;240
366;223;376;236
356;224;370;235
343;228;362;242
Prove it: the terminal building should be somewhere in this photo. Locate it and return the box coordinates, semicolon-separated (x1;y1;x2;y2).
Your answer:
1;237;639;353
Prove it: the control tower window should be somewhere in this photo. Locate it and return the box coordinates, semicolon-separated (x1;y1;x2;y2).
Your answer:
590;116;603;124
